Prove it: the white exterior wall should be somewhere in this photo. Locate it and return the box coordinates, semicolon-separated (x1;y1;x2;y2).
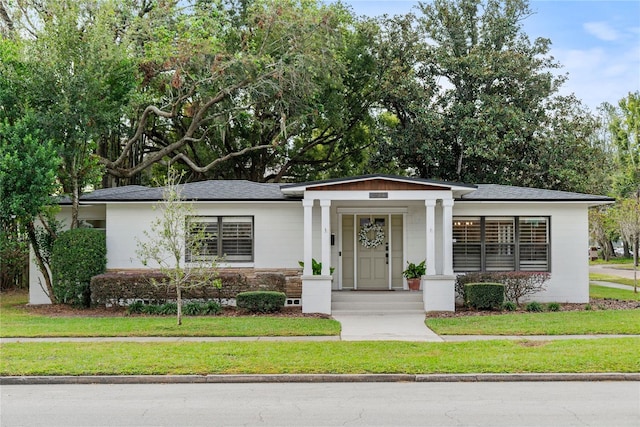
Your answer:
29;194;592;306
105;201;303;270
453;202;590;303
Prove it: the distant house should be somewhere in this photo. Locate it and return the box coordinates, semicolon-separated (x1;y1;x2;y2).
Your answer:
29;175;614;313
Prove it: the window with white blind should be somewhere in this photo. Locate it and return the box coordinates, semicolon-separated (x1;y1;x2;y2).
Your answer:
453;216;549;272
453;218;481;271
518;217;549;271
186;216;253;262
485;218;515;271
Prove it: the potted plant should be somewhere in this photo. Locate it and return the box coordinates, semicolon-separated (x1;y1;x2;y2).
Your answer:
403;260;426;291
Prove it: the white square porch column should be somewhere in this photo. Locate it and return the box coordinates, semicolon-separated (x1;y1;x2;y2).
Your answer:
301;198;332;314
320;199;331;275
441;199;454;276
425;200;436;276
423;198;455;312
302;199;314;276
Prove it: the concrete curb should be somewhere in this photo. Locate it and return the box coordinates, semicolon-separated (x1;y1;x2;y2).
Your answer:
2;373;639;385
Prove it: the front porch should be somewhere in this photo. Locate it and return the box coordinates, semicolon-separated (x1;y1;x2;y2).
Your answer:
281;175;476;314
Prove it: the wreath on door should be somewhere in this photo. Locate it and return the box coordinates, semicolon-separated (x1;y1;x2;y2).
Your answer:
358;223;385;249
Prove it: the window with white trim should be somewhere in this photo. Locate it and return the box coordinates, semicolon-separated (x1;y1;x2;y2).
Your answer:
453;216;549;272
186;216;253;262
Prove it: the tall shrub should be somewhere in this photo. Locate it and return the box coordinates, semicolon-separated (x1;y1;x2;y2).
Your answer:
51;228;106;307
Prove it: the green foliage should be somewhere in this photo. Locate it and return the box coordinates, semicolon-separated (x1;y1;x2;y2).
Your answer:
606;91;640;198
51;229;106;307
611;198;640;269
158;303;178;315
183;301;222;316
546;302;561;312
89;271;283;306
371;0;607;193
3;0;137;226
0;229;28;290
502;301;517;311
142;304;162;315
525;301;544;312
298;259;335;275
464;283;505;310
402;261;426;279
236;291;286;313
126;301;145;314
0;117;59;224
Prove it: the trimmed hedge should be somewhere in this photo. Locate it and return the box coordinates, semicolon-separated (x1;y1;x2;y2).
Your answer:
90;272;244;306
51;229;106;307
90;271;287;306
464;282;504;310
236;291;286;313
456;272;549;304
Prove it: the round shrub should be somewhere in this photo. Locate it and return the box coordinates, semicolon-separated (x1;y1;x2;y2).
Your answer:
525;301;544;312
127;301;145;314
236;291;286;313
51;228;106;307
183;300;222;316
546;302;561;312
464;283;504;310
502;301;517;311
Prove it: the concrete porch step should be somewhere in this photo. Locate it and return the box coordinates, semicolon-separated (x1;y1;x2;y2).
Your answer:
331;291;422;302
331;291;424;314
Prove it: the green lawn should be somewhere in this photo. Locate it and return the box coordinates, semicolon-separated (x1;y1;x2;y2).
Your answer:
0;292;340;338
589;257;635;265
1;339;638;375
426;310;640;335
590;284;640;301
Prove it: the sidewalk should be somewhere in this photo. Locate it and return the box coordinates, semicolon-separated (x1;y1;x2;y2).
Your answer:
2;334;639;344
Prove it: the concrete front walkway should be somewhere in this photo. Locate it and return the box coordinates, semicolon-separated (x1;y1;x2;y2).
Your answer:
331;312;443;342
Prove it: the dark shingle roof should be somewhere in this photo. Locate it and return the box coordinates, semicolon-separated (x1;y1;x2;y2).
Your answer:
459;184;614;202
78;181;294;202
71;179;613;204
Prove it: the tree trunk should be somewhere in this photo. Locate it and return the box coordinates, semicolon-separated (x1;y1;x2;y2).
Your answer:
26;221;56;303
606;240;615;260
634;240;638;294
176;285;182;326
71;176;80;229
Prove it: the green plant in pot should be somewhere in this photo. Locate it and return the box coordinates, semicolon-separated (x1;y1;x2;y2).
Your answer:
403;260;426;291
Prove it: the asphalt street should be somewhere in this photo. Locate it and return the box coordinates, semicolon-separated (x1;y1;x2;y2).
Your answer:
2;382;639;426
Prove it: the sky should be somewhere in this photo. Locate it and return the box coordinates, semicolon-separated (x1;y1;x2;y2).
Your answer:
336;0;640;112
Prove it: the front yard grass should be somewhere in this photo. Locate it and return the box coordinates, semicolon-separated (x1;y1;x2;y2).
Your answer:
426;310;639;335
0;292;340;338
589;284;640;301
1;338;638;375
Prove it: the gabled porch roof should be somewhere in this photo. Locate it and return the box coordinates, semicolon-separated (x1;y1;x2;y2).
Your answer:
280;174;477;198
